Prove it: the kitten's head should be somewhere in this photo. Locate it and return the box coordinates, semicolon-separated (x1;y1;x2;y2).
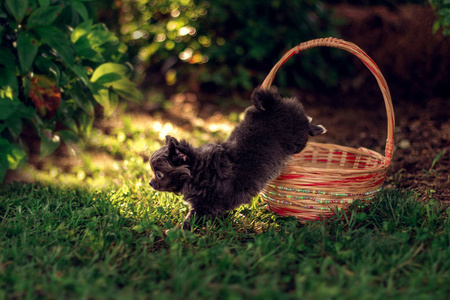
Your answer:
149;136;193;193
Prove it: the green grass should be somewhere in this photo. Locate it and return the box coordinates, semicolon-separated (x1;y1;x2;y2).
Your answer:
1;183;449;299
2;104;449;298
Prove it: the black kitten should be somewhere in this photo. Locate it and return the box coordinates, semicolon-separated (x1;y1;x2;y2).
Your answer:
149;88;325;229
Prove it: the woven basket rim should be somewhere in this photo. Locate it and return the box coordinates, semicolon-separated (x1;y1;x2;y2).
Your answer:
260;37;395;165
302;142;385;159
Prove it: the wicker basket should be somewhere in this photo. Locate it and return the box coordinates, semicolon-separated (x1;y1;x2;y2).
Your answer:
260;37;395;222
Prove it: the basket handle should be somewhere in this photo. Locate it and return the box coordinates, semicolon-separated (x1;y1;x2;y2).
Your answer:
261;37;395;164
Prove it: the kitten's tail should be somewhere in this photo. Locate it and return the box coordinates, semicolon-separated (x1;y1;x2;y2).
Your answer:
251;88;281;111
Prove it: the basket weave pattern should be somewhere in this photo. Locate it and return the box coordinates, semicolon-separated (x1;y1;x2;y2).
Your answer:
260;37;395;221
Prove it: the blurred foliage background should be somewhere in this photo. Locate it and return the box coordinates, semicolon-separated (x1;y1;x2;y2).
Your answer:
104;0;449;95
115;0;343;93
1;0;449;182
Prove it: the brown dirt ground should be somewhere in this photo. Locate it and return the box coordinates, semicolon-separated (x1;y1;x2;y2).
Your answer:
328;3;450;204
306;97;449;205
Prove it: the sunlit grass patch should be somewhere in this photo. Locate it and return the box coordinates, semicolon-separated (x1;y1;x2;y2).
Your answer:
14;98;238;188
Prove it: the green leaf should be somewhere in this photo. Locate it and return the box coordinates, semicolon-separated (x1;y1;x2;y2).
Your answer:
38;0;50;7
90;63;142;101
76;47;104;63
35;55;61;85
22;76;30;102
17;31;39;74
56;129;79;144
110;78;143;102
78;112;93;138
0;98;19;120
35;26;74;66
0;48;19;95
71;19;93;43
431;149;447;170
91;63;130;82
5;0;28;22
27;5;63;27
0;47;17;68
71;1;89;21
105;88;119;117
87;29;115;48
6;113;23;138
7;143;27;169
69;65;91;88
0;68;19;96
92;86;121;116
0;138;27;171
0;88;13;100
74;35;104;63
92;87;111;109
16;102;36;120
432;21;441;34
40;129;61;158
0;124;6;133
69;82;95;115
61;118;78;134
93;73;122;85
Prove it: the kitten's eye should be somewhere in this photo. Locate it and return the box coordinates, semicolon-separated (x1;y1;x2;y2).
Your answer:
155;171;164;179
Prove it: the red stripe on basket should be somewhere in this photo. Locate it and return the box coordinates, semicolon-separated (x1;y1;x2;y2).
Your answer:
279;172;385;182
302;179;385;188
268;206;298;214
343;42;387;91
278;207;302;213
316;159;329;163
267;206;333;221
280;52;296;67
270;208;321;220
361;61;383;86
344;42;380;69
279;175;386;187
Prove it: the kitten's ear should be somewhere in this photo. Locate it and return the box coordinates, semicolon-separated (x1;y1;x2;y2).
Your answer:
251;87;281;111
167;137;190;166
309;123;327;136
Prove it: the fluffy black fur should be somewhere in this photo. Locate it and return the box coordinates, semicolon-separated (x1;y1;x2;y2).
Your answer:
149;88;325;229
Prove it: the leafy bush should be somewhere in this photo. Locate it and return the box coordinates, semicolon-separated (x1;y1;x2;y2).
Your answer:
118;0;210;88
429;0;450;35
119;0;209;66
120;0;342;92
0;0;142;182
